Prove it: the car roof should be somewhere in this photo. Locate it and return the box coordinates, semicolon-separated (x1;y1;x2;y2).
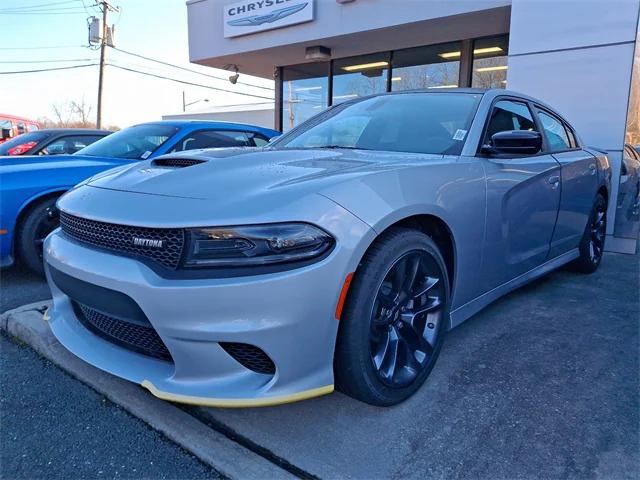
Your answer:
344;87;551;106
340;88;569;124
134;120;277;131
32;128;112;134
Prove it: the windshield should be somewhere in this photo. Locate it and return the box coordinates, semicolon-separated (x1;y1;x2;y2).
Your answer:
77;124;178;159
0;131;51;155
276;92;481;155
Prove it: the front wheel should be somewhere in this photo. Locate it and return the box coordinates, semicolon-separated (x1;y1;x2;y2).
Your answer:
334;228;450;406
572;193;607;274
17;197;60;275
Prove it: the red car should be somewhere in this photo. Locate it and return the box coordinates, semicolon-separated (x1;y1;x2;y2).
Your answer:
0;128;112;156
0;114;41;144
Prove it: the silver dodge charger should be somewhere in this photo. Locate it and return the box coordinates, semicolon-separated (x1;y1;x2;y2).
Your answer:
44;89;611;407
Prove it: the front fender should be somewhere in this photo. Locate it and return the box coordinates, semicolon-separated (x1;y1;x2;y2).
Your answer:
0;186;70;263
319;156;487;310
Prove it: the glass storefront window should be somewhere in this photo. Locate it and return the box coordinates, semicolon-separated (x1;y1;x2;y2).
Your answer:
391;42;461;91
615;28;640;240
332;53;390;104
472;35;509;89
282;63;329;131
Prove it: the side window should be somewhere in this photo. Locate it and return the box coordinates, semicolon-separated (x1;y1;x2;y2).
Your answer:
537;110;571;151
248;133;270;147
564;124;578;148
484;100;537;145
41;135;105;155
171;130;251;152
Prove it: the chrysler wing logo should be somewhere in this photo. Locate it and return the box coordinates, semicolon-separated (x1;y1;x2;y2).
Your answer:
227;2;308;27
132;237;164;249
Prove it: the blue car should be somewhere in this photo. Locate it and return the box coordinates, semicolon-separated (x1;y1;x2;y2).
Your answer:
0;120;279;273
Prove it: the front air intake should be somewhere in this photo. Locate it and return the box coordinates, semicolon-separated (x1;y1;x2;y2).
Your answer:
220;342;276;375
152;157;205;168
72;302;172;362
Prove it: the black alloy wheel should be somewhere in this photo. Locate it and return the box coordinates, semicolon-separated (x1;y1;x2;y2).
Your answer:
17;196;60;275
369;250;445;388
334;227;450;406
34;206;60;260
588;203;606;264
572;193;607;274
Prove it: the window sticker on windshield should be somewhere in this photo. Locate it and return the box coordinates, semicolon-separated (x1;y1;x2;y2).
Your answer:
453;129;467;141
141;151;152;159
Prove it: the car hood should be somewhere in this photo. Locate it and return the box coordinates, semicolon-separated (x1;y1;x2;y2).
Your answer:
86;147;441;201
0;154;124;172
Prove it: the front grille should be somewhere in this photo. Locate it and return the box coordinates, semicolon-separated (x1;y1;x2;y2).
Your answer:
220;342;275;375
153;157;205;168
73;302;172;361
60;212;185;269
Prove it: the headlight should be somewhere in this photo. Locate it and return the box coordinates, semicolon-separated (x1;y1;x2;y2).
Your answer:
183;223;334;268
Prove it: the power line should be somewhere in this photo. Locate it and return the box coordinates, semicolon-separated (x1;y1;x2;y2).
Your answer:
107;63;274;101
0;6;86;13
0;11;88;15
0;58;95;63
110;46;274;92
0;63;98;74
0;45;87;50
79;0;100;16
0;0;82;11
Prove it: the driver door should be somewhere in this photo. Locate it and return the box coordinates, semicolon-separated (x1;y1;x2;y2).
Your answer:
480;98;562;290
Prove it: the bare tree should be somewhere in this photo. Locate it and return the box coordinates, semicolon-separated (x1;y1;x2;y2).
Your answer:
70;98;93;126
49;99;96;128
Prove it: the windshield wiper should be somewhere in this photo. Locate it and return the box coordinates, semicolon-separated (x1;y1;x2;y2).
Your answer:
316;145;369;150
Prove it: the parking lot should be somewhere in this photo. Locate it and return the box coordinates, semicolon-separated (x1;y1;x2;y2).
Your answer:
2;252;638;479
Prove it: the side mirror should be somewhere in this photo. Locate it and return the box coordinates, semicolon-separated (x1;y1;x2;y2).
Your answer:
482;130;542;156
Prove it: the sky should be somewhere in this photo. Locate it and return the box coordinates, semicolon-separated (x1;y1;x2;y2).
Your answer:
0;0;275;128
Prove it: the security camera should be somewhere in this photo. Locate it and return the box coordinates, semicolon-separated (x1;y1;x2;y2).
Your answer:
226;64;239;84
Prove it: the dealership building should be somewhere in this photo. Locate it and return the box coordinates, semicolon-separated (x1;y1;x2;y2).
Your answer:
186;0;640;253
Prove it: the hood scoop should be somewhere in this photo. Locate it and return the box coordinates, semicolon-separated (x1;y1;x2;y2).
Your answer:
152;157;206;168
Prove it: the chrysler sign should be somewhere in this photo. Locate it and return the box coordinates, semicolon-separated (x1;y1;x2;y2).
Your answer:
223;0;314;38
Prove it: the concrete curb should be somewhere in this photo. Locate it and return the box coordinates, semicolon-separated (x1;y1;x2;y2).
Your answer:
0;302;294;480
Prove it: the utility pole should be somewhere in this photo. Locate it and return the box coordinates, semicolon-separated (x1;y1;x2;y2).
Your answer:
95;1;117;129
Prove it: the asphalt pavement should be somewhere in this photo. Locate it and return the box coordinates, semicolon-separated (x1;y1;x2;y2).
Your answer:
194;252;639;479
0;332;221;480
1;267;222;480
2;254;639;479
0;265;51;312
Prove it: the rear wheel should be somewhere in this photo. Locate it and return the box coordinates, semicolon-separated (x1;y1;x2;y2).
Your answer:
335;228;450;406
17;196;60;275
572;193;607;274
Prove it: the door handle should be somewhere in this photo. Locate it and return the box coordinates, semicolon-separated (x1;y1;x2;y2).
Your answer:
548;175;560;189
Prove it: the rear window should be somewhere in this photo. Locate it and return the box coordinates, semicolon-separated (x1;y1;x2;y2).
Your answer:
77;124;178;159
0;131;50;155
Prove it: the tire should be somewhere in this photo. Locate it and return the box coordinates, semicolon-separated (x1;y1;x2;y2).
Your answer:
571;193;607;274
334;227;450;406
17;196;60;275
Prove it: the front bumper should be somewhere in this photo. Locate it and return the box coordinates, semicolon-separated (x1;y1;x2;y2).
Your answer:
44;218;370;406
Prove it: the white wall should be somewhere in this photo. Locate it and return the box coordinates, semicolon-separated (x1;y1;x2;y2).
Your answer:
508;0;640;240
162;108;275;128
188;0;511;76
